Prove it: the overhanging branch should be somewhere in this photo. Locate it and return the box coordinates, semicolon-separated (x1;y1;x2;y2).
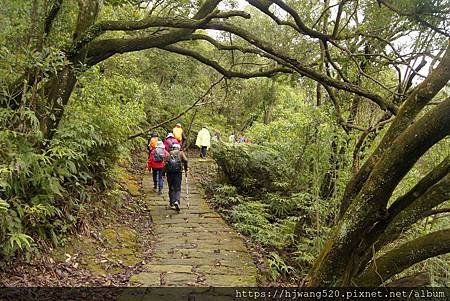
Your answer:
83;0;224;60
203;21;398;114
159;45;293;78
271;0;331;40
71;10;250;56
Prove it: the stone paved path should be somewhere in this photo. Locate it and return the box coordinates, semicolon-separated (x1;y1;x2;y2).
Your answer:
129;159;258;287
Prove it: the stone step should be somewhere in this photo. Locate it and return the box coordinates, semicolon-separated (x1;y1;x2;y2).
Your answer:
148;258;255;268
130;158;258;287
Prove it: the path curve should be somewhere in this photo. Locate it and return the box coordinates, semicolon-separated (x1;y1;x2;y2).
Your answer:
129;158;258;287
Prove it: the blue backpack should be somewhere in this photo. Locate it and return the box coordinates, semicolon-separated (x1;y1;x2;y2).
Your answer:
153;148;165;162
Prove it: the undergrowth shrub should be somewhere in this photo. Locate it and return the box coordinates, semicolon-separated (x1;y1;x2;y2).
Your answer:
212;143;286;195
212;184;242;210
267;252;296;281
230;201;291;249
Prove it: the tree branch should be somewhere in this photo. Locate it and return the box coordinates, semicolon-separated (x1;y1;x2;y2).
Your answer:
338;43;450;219
351;155;450;273
271;0;331;41
188;34;284;63
308;97;450;286
374;173;450;253
72;9;250;57
322;85;349;134
159;45;293;79
246;0;300;33
422;208;450;218
323;41;350;83
82;0;224;59
203;21;398;114
312;2;340;30
387;272;430;287
44;0;63;36
388;156;450;219
331;1;346;38
402;58;427;94
356;229;450;287
378;0;450;38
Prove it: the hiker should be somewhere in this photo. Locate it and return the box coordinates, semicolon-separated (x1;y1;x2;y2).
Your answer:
164;143;188;212
172;123;187;149
228;133;236;144
164;133;179;152
212;131;221;142
195;126;211;158
147;132;159;157
147;141;169;195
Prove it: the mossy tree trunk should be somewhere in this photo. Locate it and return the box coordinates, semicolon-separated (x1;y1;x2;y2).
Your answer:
355;230;450;287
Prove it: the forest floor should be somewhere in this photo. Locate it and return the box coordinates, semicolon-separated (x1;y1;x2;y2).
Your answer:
0;152;262;287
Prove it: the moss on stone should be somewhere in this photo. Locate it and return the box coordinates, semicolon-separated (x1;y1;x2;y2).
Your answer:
50;225;141;276
115;166;141;197
129;272;161;285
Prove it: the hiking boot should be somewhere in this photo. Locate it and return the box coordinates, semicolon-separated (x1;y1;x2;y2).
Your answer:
158;189;162;195
174;202;180;213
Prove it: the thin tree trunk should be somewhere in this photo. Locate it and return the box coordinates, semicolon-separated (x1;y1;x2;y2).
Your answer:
41;0;101;140
184;108;198;151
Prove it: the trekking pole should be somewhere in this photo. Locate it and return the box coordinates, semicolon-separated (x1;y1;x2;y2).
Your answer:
185;171;190;209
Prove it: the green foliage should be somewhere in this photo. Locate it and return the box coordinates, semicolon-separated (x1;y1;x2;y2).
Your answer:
1;0;448;285
211;184;242;209
213;95;348;196
212;143;286;195
247;100;343;190
267;252;296;281
0;50;147;259
266;193;303;220
229;202;290;249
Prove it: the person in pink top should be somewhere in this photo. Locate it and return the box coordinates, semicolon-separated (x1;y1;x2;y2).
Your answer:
164;133;179;152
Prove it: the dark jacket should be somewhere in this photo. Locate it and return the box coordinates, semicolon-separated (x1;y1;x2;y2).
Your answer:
164;149;188;173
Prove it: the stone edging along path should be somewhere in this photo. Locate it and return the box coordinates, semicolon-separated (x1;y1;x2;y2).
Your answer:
129;158;258;287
